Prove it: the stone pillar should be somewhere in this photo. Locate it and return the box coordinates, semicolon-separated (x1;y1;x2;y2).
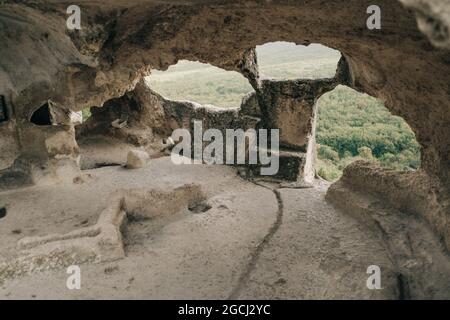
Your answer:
247;56;352;182
252;79;336;182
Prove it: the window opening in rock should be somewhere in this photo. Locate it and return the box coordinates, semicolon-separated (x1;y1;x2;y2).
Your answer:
30;102;52;126
82;107;91;122
0;207;6;219
146;60;254;108
315;85;421;181
0;95;7;122
256;42;341;80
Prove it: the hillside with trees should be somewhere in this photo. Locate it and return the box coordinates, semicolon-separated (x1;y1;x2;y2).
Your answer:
316;86;420;181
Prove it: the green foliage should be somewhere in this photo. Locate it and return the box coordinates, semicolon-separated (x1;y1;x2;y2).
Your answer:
316;159;342;182
358;146;374;160
316;86;421;181
82;108;91;121
146;61;253;108
318;145;339;162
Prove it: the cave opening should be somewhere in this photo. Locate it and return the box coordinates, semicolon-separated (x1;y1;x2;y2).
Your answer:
0;95;8;122
139;41;422;184
145;60;254;108
315;85;421;181
0;206;6;219
30;102;52;126
76;41;423;186
1;1;450;300
81;108;92;122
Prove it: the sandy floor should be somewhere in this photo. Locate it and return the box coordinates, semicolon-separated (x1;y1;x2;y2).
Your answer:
0;157;421;299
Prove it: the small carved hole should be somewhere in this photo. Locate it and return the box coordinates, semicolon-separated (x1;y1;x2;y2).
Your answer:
0;95;8;122
188;201;212;214
30;103;52;126
0;207;7;219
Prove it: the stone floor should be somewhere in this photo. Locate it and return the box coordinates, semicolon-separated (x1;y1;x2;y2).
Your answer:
0;157;446;299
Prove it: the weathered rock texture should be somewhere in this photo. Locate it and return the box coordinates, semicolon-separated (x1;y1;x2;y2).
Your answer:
0;183;204;283
328;161;450;254
250;57;351;181
0;1;450;250
126;149;149;169
1;0;448;177
326;161;450;298
76;80;259;165
77;76;336;181
76;53;351;181
400;0;450;50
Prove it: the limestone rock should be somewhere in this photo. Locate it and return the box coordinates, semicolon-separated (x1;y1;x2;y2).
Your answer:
126;150;149;169
2;0;450;185
1;0;450;255
327;161;450;254
400;0;450;49
240;92;261;118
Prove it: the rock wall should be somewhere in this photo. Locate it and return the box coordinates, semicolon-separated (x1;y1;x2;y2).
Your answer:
0;94;18;171
0;112;80;191
77;61;348;182
0;1;450;248
399;0;450;50
76;79;259;162
327;161;450;253
1;0;449;181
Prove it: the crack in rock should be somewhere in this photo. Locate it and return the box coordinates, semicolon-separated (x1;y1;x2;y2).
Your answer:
228;180;284;299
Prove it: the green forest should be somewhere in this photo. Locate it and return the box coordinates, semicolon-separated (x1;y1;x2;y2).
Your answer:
315;86;420;181
145;42;421;181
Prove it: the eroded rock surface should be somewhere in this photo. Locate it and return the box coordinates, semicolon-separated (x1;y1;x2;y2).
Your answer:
326;161;450;299
0;0;450;299
2;0;450;185
126;149;149;169
327;161;450;254
0;183;204;283
400;0;450;49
